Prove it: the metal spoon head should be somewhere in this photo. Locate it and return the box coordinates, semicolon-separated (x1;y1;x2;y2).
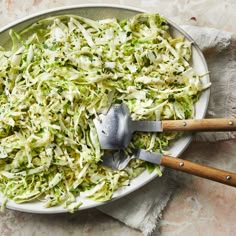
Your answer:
93;103;132;150
101;150;132;170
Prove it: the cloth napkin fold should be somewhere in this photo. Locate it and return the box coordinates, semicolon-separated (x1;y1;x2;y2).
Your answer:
98;26;236;235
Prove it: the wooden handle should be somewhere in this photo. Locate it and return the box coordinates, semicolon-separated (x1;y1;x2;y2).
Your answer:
162;118;236;132
160;155;236;187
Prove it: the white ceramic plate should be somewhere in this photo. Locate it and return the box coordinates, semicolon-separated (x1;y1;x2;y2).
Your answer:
0;4;210;213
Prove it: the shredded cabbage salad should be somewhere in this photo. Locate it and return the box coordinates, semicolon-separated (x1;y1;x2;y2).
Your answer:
0;13;210;211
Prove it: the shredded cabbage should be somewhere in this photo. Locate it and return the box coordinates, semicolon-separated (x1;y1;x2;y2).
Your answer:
0;13;210;211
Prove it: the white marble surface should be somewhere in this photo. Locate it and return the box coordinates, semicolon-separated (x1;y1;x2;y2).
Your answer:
0;0;236;235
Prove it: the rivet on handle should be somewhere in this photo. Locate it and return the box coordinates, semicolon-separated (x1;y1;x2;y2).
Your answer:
179;162;184;167
228;121;234;125
226;175;231;180
182;122;187;127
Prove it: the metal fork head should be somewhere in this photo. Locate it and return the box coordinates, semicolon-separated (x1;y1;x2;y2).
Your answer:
93;103;133;150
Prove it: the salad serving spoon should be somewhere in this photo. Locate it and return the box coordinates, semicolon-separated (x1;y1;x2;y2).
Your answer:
101;148;236;187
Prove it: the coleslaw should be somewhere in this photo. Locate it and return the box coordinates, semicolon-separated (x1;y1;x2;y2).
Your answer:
0;13;210;211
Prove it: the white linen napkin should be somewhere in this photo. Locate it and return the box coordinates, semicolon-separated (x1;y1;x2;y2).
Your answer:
98;26;236;235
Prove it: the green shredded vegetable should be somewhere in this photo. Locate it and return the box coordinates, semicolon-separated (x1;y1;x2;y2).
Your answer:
0;13;210;211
